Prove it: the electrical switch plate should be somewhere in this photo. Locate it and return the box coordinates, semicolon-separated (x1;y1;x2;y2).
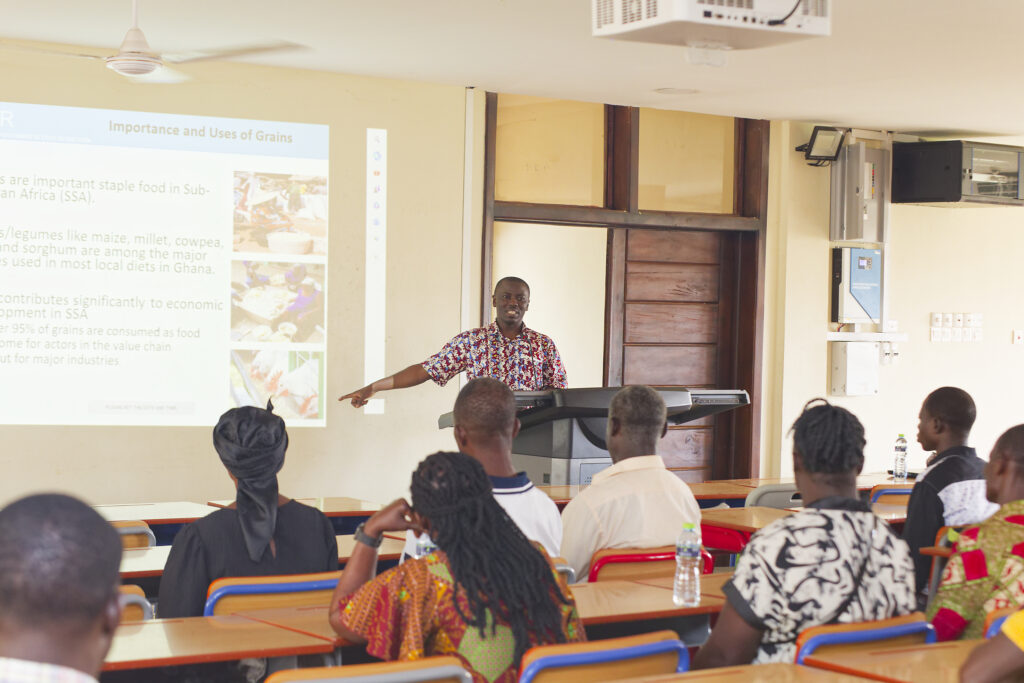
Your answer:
930;327;942;342
884;319;899;332
976;328;984;342
940;328;952;342
963;328;975;342
1014;330;1024;345
954;313;964;327
965;313;977;328
942;313;954;327
951;327;963;343
931;312;943;327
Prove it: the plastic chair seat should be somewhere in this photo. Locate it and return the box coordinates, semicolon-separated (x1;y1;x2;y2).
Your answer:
203;570;342;616
794;612;935;664
519;629;688;682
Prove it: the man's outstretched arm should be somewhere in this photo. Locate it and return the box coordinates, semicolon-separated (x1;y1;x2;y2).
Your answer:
338;364;430;407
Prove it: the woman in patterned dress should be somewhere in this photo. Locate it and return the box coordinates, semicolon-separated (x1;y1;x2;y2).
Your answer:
328;451;585;682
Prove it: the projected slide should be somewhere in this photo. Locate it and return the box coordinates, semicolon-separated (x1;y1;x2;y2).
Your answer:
0;102;328;426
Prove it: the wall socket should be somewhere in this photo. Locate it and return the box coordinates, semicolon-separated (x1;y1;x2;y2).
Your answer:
1014;330;1024;345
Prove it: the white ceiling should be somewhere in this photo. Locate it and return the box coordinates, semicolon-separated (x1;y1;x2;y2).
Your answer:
1;0;1022;136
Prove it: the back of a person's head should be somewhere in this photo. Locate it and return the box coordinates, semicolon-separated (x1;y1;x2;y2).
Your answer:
608;385;667;450
452;377;516;438
0;493;121;631
996;425;1024;466
790;399;865;475
922;387;977;437
409;451;569;661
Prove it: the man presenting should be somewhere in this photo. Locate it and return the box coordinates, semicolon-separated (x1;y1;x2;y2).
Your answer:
339;276;567;406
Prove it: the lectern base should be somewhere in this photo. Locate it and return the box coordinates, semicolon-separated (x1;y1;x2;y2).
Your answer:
511;452;611;486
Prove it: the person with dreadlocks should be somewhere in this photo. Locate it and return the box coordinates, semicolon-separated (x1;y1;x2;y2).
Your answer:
693;399;917;668
329;451;584;682
158;402;337;617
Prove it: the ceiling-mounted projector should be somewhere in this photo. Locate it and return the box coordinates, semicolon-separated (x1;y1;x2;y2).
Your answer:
592;0;831;50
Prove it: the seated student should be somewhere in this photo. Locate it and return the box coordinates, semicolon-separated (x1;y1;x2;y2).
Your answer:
404;377;561;559
960;608;1024;682
693;399;917;668
158;402;337;617
904;387;998;601
0;494;122;682
559;384;700;580
928;424;1024;640
330;451;584;682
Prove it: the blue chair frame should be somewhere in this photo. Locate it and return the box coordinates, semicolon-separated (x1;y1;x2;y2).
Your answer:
518;639;688;683
986;615;1010;639
870;488;913;504
202;577;339;616
795;621;936;664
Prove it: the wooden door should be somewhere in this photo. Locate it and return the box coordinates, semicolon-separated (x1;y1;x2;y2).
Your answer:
606;227;754;482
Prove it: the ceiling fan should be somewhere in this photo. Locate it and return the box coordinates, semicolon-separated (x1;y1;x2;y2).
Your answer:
0;0;300;83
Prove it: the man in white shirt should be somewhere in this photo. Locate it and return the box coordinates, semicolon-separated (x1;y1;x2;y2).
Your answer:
404;377;562;558
0;494;123;682
560;385;701;580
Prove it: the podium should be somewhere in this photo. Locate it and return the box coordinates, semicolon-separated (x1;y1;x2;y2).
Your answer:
438;387;749;486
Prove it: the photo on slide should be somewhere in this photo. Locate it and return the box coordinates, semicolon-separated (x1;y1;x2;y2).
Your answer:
232;171;328;255
230;260;325;344
230;350;324;421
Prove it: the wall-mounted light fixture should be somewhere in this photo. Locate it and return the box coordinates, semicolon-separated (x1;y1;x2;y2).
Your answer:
796;125;846;166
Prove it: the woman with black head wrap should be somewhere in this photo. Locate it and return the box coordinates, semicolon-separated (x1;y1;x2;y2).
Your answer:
158;402;337;617
328;451;584;682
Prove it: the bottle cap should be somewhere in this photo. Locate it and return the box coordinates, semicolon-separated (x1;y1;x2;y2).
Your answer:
682;522;696;530
898;433;905;437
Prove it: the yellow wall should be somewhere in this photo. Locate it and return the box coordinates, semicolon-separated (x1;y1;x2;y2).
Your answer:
0;46;474;506
494;95;605;207
638;108;735;213
762;122;1024;476
492;222;607;388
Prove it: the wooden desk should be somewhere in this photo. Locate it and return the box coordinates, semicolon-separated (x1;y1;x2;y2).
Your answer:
337;534;405;562
118;535;404;580
871;502;908;524
97;502;214;525
614;662;864;681
784;503;907;524
700;507;793;552
120;546;171;579
537;485;582;506
690;482;759;502
208;497;382;517
717;472;895;492
803;639;983;682
920;545;953;559
540;481;757;507
570;579;723;625
235;604;350;647
104;615;333;671
635;571;733;601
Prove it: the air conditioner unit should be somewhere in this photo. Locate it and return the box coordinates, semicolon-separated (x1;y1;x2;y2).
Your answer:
592;0;831;50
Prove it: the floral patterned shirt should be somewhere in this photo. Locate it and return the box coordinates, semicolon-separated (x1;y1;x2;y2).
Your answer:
335;548;585;683
928;499;1024;640
421;322;567;390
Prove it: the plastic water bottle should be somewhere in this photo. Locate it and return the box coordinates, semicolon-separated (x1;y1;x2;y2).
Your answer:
414;534;437;559
673;522;701;607
893;434;908;482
